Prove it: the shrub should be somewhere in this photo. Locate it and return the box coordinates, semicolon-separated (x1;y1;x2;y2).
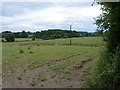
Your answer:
17;76;22;80
1;39;4;42
29;51;33;53
19;49;24;53
94;48;120;88
30;81;38;86
32;38;35;41
27;47;30;49
5;33;15;42
40;78;48;82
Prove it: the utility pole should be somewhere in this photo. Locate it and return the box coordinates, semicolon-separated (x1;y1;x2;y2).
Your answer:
70;25;72;46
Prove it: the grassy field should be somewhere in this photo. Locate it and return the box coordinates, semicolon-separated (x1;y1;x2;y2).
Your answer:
2;37;105;88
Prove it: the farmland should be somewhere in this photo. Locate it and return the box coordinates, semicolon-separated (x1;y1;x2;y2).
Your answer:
2;37;105;88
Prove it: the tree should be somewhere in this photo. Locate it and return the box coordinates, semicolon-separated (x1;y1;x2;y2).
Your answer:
95;2;120;54
13;32;20;38
5;33;15;42
2;31;12;38
20;30;28;38
94;2;120;88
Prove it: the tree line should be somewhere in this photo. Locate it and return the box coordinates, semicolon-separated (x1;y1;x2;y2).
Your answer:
0;29;103;42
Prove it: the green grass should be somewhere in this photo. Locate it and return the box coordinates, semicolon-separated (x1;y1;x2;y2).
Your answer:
1;37;105;88
2;37;103;71
1;37;104;46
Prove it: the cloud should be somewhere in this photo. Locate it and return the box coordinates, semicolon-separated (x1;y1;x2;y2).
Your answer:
1;2;102;32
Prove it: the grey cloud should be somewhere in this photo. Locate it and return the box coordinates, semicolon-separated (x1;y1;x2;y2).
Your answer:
1;2;100;32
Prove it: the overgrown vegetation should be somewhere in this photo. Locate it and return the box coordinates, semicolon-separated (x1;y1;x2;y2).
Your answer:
94;2;120;89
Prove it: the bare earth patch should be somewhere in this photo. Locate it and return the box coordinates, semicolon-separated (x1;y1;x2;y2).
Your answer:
2;53;98;88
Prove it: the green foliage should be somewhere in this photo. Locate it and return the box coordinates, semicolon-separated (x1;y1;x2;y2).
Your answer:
51;75;57;78
27;47;31;49
2;31;12;38
29;51;33;53
17;76;22;80
1;39;4;42
93;30;104;36
94;49;120;88
1;29;100;40
40;78;48;82
95;2;120;55
30;81;38;86
34;29;96;40
19;49;24;53
20;30;28;38
34;29;81;40
94;2;120;88
32;38;35;41
5;33;15;42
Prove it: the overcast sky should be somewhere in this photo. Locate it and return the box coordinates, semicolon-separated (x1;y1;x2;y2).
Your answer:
1;2;102;32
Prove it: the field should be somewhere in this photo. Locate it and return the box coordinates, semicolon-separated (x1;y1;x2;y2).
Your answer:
2;37;105;88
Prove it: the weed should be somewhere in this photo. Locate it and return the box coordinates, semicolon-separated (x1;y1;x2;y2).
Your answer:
27;64;36;70
29;51;33;53
36;64;44;68
38;72;45;77
51;75;57;78
64;71;70;74
67;77;72;80
19;49;24;53
28;47;31;49
17;76;22;80
11;70;16;73
30;81;38;86
23;69;27;73
40;78;48;82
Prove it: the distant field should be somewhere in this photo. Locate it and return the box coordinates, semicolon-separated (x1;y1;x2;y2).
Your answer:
2;37;105;88
1;37;105;46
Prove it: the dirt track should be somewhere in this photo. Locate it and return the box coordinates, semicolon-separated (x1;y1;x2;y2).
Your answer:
2;53;97;88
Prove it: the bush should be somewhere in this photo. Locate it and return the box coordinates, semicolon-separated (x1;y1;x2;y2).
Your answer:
94;48;120;88
5;33;15;42
19;49;24;53
30;81;38;86
1;39;4;42
32;38;35;41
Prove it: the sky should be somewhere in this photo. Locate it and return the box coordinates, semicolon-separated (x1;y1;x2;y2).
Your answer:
1;1;102;32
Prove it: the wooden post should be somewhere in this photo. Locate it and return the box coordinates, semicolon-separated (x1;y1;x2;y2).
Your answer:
70;25;72;46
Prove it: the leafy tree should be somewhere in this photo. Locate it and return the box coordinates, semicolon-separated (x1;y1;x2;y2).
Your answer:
5;33;15;42
20;30;28;38
2;31;12;38
13;32;20;38
34;29;82;40
95;2;120;54
94;2;120;88
93;30;104;36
